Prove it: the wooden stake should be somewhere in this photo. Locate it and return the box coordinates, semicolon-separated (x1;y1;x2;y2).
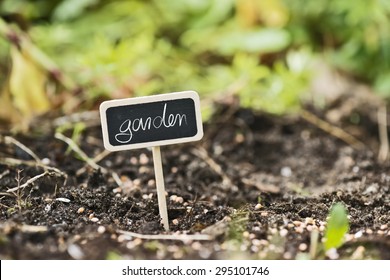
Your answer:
152;146;169;231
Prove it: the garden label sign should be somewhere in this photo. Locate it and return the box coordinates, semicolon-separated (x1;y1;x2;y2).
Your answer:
100;91;203;231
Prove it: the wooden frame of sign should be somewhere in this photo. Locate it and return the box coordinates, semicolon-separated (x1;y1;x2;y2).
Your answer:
100;91;203;231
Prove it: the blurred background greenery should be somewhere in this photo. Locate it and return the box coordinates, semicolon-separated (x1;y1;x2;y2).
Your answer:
0;0;389;125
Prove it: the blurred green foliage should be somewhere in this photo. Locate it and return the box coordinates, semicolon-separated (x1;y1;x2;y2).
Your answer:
0;0;389;122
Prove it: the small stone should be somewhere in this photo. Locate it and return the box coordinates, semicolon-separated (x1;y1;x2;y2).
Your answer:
171;167;178;173
191;242;202;250
351;246;365;260
255;203;262;210
306;225;314;232
90;217;99;223
326;248;339;260
280;228;288;237
261;212;268;217
56;198;70;203
377;230;385;235
67;244;84;260
305;217;314;225
170;195;178;202
44;205;51;212
130;157;138;165
249;233;256;240
88;213;94;219
172;219;179;225
133;179;141;186
175;196;184;204
97;226;106;234
366;229;373;234
147;179;155;187
295;227;304;234
283;252;293;259
41;158;51;165
298;243;308;251
287;223;295;229
319;225;326;232
293;221;302;227
352;166;359;173
281;166;292;177
113;187;122;193
139;153;149;165
77;207;85;214
380;224;388;230
138;166;150;174
243;231;250;238
354;231;363;239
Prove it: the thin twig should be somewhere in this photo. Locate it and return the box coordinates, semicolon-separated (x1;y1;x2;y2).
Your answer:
0;170;10;180
76;149;112;176
0;157;67;180
2;136;41;162
117;229;212;241
300;109;365;150
6;171;48;193
55;132;122;186
55;132;101;169
190;147;233;186
377;105;389;163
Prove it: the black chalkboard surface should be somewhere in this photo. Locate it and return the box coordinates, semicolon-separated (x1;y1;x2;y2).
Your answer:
100;91;203;151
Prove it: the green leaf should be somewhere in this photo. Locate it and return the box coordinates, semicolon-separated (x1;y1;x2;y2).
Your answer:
216;28;291;55
324;203;349;251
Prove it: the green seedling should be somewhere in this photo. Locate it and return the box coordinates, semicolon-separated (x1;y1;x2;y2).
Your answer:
324;203;349;251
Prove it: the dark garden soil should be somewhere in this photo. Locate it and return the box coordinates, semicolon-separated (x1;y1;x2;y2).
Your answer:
0;102;389;260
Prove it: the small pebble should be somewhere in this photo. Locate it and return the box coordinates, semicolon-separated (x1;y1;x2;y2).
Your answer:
171;167;178;173
326;248;339;260
305;217;314;225
133;179;141;186
293;221;302;227
306;225;313;232
67;244;84;260
170;195;178;201
354;231;363;239
287;223;295;229
90;217;99;223
242;231;250;238
380;224;388;230
377;230;385;235
260;212;268;217
97;226;106;234
191;242;202;250
88;213;94;219
298;243;307;251
255;203;262;210
172;219;179;225
56;198;70;203
147;179;155;187
139;153;149;165
41;158;51;165
175;196;184;204
283;252;293;259
44;205;51;212
77;207;85;214
319;225;326;232
295;227;304;234
279;228;288;237
281;166;292;177
130;157;138;165
366;229;373;234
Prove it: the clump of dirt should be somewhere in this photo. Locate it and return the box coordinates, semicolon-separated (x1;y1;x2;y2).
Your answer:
0;104;389;260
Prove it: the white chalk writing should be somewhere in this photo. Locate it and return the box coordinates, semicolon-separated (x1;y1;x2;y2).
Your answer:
115;103;187;144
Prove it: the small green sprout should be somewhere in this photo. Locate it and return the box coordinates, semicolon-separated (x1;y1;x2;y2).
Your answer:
324;203;349;251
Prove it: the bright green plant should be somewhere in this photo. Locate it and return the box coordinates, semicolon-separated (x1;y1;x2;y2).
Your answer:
324;202;349;251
